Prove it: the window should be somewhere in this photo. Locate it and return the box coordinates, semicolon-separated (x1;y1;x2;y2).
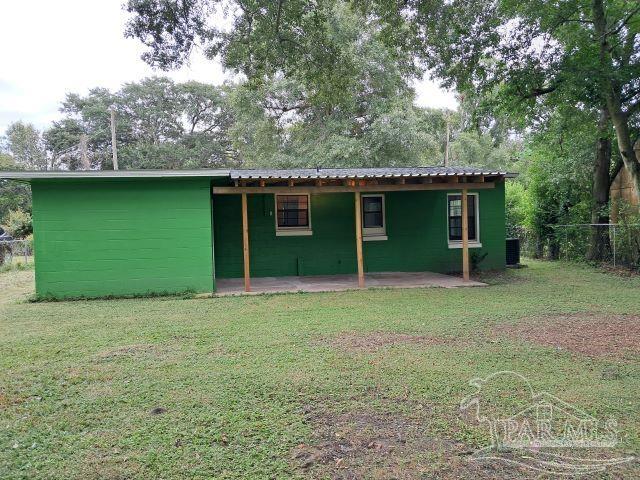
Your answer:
447;193;480;246
275;194;312;235
362;194;387;240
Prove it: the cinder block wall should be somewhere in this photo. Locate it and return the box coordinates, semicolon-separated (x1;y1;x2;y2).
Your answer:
213;182;505;278
32;178;214;298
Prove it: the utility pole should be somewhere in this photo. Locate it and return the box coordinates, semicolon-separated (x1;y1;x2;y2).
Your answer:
109;106;119;170
79;134;89;170
444;115;450;167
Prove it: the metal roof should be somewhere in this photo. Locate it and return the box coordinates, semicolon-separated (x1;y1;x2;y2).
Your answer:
0;169;230;180
0;166;516;181
230;167;515;179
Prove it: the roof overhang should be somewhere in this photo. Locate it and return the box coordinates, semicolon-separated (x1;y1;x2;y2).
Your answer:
0;167;517;185
215;167;516;194
229;167;517;180
0;169;230;181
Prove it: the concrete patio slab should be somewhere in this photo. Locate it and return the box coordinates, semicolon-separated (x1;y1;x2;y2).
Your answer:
215;271;486;296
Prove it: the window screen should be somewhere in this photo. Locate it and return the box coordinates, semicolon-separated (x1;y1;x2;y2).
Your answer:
276;195;309;228
362;196;384;228
448;195;477;241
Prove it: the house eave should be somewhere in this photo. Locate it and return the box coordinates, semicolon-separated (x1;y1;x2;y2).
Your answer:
0;169;231;181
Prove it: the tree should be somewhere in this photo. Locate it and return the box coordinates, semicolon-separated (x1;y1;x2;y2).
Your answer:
521;109;594;258
1;209;32;238
383;0;640;197
124;1;417;109
124;1;537;172
587;107;622;261
223;5;437;168
48;77;237;170
0;154;31;224
3;121;48;170
449;131;521;170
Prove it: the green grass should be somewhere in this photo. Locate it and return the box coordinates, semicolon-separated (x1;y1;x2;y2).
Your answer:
0;256;34;274
1;261;639;478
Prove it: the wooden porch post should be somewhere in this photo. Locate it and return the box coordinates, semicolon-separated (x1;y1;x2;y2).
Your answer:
354;192;365;288
241;193;251;292
461;187;470;281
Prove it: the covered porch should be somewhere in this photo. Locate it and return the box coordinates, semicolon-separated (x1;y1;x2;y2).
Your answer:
212;167;512;293
215;270;486;296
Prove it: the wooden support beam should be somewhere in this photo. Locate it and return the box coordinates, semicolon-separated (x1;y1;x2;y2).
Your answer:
241;193;251;292
354;192;365;288
212;182;496;194
461;187;470;282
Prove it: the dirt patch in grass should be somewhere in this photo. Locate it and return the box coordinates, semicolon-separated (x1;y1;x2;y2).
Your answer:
494;313;640;359
313;331;459;353
0;391;26;407
291;402;531;479
79;447;143;480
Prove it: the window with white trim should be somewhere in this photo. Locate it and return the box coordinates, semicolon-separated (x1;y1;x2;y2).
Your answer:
275;194;312;235
362;194;386;239
447;193;479;245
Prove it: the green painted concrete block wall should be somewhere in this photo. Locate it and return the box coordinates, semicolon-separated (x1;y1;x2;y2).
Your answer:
213;182;505;278
213;193;358;278
31;178;214;298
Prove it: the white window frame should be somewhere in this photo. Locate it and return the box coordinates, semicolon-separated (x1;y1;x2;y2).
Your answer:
446;192;482;248
361;194;387;241
275;193;313;236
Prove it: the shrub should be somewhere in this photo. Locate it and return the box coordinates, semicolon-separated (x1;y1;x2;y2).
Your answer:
2;209;32;238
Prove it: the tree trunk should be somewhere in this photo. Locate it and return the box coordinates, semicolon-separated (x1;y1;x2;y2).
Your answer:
587;108;612;261
593;0;640;200
606;99;640;197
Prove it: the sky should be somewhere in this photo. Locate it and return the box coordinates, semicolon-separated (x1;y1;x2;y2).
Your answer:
0;0;458;135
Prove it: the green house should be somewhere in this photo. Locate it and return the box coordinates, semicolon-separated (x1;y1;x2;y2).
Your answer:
1;167;514;299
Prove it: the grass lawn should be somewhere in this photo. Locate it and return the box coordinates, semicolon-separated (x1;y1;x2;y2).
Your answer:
1;261;639;479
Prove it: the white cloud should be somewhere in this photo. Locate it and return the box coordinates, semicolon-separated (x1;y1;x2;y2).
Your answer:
0;0;456;134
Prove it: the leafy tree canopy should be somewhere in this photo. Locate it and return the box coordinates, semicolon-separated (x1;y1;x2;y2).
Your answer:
3;122;49;171
47;77;237;170
124;0;417;108
374;0;640;188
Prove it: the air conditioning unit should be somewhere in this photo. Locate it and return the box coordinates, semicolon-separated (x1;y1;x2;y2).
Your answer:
506;238;520;266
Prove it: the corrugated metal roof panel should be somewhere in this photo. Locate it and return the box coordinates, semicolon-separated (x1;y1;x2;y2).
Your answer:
230;167;515;179
0;166;517;182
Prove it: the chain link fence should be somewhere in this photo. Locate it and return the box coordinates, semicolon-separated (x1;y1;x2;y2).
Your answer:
0;240;33;268
515;224;640;270
553;224;640;268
